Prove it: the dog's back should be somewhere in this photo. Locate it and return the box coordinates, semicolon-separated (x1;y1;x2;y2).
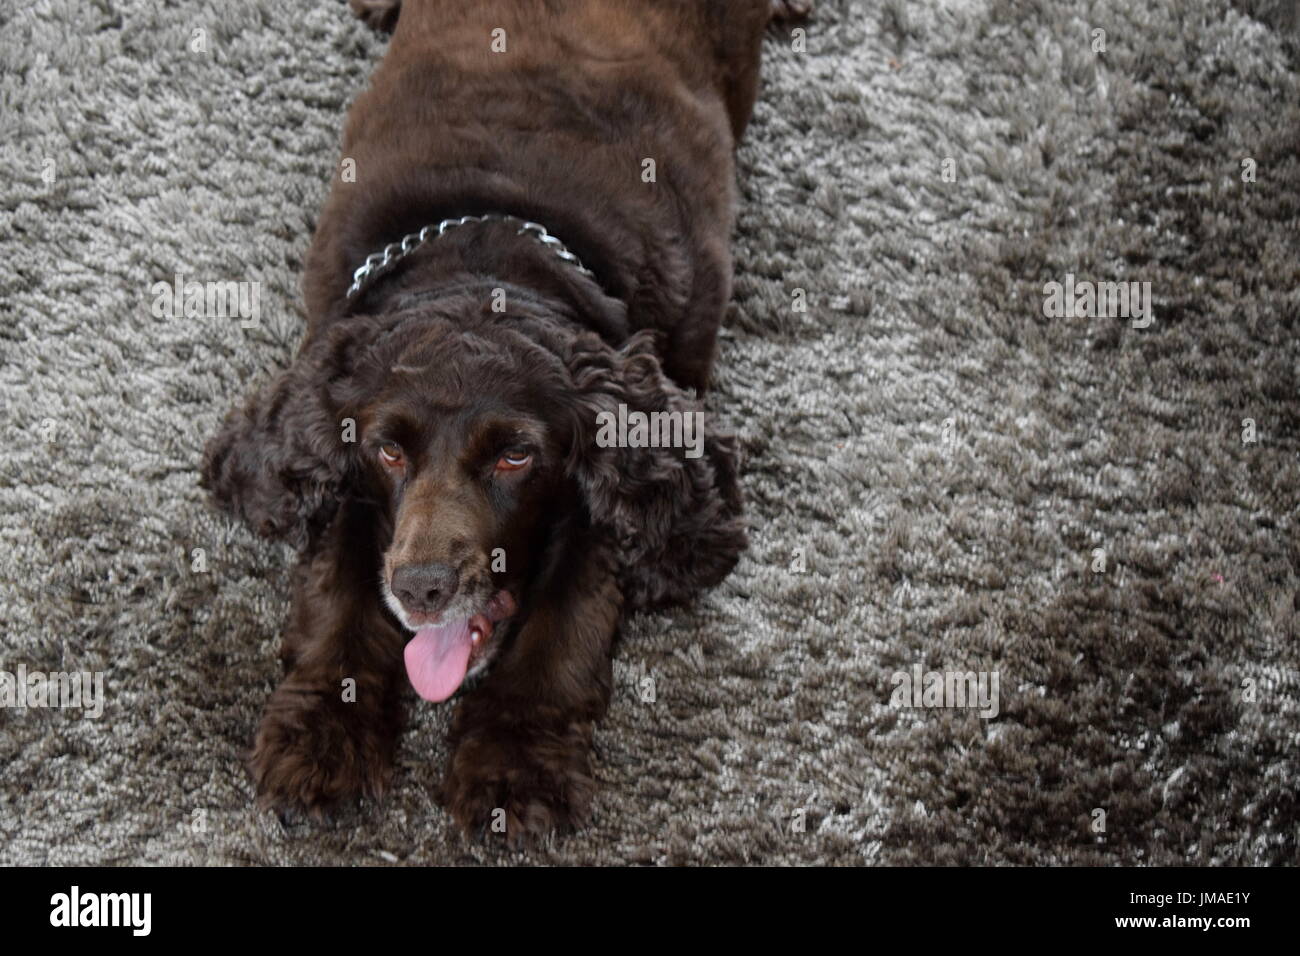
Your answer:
304;0;773;390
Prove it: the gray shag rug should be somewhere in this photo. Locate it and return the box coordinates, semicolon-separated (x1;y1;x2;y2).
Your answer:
1;0;1297;865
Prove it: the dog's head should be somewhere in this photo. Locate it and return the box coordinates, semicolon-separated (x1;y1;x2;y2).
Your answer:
201;297;744;699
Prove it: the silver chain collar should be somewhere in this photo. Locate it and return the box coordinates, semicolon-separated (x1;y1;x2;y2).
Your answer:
345;213;596;300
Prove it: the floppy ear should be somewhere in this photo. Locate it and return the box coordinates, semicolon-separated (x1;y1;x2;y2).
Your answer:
563;331;746;611
201;321;377;550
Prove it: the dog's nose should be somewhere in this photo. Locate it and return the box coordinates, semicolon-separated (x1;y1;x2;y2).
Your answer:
390;563;459;616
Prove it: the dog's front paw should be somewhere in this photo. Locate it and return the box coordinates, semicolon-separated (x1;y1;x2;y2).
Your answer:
249;683;398;819
441;713;597;845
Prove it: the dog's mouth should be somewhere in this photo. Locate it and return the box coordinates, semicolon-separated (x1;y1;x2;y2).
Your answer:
401;589;517;702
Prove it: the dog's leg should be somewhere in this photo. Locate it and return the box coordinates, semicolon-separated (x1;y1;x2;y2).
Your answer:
249;498;407;817
349;0;401;33
441;535;622;844
707;0;810;142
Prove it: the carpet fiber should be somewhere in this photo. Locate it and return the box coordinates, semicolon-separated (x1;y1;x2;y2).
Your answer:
1;0;1297;865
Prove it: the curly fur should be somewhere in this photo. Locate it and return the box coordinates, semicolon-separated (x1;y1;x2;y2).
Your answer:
199;0;796;842
561;330;747;610
202;314;745;595
200;317;382;548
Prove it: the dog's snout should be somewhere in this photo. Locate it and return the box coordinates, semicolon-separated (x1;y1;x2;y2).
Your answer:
391;563;459;615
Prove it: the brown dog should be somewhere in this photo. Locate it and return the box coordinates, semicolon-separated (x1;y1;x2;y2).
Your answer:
202;0;804;843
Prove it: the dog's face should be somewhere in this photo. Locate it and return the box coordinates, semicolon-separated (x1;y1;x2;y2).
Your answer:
368;395;549;631
355;321;579;697
201;304;746;699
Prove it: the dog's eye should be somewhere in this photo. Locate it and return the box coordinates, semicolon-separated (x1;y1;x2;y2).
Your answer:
378;442;405;467
496;448;532;471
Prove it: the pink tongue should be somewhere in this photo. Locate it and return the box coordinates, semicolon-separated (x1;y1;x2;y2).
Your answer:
404;621;473;702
